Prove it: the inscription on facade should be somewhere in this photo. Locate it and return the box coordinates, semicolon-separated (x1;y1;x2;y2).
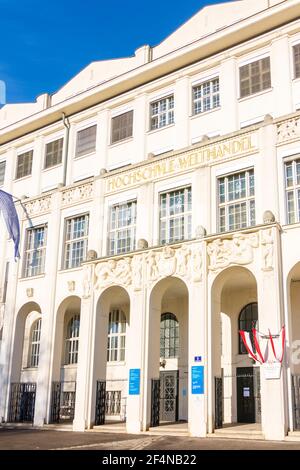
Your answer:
105;133;257;193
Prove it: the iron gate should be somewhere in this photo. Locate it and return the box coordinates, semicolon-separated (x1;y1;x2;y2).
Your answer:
159;370;179;422
292;374;300;430
8;382;36;423
50;381;76;423
215;377;223;429
95;380;106;425
151;379;160;427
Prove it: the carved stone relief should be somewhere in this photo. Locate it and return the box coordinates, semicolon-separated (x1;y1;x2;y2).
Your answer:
132;255;143;291
62;182;93;206
207;233;259;272
261;229;274;271
277;117;300;143
82;264;94;299
94;258;132;290
24;196;52;217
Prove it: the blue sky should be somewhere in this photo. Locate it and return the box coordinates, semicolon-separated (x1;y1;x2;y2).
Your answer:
0;0;231;104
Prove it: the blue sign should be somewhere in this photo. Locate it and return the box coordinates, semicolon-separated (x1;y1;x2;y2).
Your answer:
194;356;202;362
129;369;140;395
191;366;204;395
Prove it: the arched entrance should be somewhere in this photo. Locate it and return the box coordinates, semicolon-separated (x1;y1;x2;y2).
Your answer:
148;276;189;427
211;266;260;428
287;263;300;430
50;295;81;424
8;301;42;423
92;286;130;426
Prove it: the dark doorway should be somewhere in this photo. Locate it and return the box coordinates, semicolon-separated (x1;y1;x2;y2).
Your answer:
236;367;256;423
159;370;178;422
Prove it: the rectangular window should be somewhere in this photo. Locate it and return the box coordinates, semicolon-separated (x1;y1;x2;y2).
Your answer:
108;200;137;255
44;138;63;169
16;150;33;179
218;169;255;232
239;57;271;98
63;214;89;269
0;161;5;185
192;78;220;115
111;110;133;144
159;187;192;245
75;125;97;158
23;225;47;277
150;95;174;130
294;44;300;79
285;157;300;224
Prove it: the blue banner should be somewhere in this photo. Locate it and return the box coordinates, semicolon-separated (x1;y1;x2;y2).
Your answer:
191;366;204;395
129;368;140;395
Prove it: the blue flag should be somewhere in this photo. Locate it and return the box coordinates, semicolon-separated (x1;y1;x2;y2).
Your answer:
0;190;20;259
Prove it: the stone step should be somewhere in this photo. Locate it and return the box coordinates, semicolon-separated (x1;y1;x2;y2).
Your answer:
148;428;189;437
285;431;300;442
209;428;265;440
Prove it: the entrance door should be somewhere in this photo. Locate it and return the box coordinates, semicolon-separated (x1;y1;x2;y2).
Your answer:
236;367;255;423
159;370;178;422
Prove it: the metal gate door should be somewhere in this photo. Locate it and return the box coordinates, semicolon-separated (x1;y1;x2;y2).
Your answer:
95;380;106;425
50;381;76;423
159;370;178;422
8;383;36;423
150;379;160;427
292;374;300;430
215;376;223;429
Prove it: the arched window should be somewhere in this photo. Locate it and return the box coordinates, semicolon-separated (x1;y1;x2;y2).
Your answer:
29;318;42;367
65;315;80;364
238;302;258;354
160;312;179;359
107;310;126;362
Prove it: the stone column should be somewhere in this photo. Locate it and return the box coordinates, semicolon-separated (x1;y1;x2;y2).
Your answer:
126;283;146;433
219;56;238;135
188;243;207;437
257;226;287;440
73;268;95;431
271;35;293;117
174;76;190;150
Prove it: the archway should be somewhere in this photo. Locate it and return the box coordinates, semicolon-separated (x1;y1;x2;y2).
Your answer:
148;276;189;427
8;301;42;423
211;266;260;427
92;286;130;426
50;295;81;424
287;263;300;430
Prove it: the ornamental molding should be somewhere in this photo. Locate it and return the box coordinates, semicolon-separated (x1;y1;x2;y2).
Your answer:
207;233;259;272
23;195;52;218
277;117;300;144
61;182;94;207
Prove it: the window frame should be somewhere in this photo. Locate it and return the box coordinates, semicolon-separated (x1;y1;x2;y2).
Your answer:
160;312;179;359
0;160;6;186
192;77;220;115
108;199;137;256
75;124;97;158
28;318;42;368
217;168;255;233
149;95;174;131
239;56;271;99
107;309;126;363
238;302;258;355
293;43;300;80
15;150;33;180
44;137;64;169
159;185;192;245
63;213;89;270
284;156;300;224
111;110;133;144
64;314;80;365
23;224;48;278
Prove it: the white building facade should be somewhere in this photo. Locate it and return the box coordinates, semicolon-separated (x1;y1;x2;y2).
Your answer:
1;0;300;441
